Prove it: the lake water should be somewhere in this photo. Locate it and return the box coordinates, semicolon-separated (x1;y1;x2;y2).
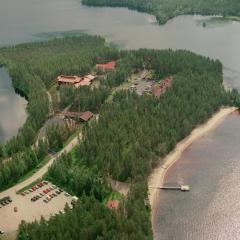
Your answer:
1;1;240;238
153;111;240;240
0;67;27;144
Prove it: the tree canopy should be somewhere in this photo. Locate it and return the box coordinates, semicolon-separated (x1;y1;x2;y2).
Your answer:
82;0;240;24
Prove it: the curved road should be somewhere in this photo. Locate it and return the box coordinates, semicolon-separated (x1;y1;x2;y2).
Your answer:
0;133;82;199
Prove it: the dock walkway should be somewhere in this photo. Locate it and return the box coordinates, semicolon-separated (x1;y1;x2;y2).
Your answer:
149;185;190;192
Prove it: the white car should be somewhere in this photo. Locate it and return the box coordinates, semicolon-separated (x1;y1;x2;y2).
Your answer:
0;229;4;234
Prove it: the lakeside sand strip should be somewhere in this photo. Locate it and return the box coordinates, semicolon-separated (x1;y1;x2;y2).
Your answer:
148;107;237;221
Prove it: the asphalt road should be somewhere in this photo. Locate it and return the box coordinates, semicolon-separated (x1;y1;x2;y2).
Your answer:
0;133;82;200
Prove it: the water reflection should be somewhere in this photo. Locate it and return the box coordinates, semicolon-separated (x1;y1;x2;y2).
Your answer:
0;68;27;144
154;112;240;240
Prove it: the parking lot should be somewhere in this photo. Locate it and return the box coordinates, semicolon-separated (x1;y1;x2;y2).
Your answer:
0;181;74;237
128;70;155;96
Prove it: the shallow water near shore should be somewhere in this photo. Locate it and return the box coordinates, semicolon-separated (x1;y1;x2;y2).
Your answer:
153;111;240;240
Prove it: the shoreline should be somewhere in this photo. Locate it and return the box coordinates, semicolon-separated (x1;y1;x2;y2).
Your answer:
148;106;237;223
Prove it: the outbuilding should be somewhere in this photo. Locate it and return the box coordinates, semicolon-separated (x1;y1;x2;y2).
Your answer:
96;61;117;70
79;111;94;122
106;200;120;210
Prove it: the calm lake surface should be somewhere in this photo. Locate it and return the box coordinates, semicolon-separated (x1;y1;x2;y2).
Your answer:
1;1;240;239
153;112;240;240
0;67;27;144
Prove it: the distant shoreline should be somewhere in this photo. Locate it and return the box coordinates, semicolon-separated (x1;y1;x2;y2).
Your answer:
148;106;237;225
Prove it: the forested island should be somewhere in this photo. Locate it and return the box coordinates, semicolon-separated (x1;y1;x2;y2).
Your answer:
0;35;239;239
82;0;240;24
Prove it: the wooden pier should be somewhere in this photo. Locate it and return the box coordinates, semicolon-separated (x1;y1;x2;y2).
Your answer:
150;185;190;192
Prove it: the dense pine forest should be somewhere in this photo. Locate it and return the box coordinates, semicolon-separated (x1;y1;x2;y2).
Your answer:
0;36;119;155
0;36;120;191
82;0;240;24
9;36;239;239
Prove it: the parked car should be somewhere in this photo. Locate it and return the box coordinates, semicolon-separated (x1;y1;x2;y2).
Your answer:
0;229;4;234
43;189;50;194
64;193;70;197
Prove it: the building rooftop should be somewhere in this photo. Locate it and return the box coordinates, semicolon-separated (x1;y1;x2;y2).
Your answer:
57;74;96;88
64;111;94;122
79;111;94;122
152;76;174;98
96;61;117;70
106;200;120;210
57;75;81;84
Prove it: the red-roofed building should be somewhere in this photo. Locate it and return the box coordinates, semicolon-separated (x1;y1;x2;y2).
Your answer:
79;111;94;122
96;61;117;70
58;74;96;88
64;111;94;122
107;200;120;210
81;74;96;86
57;75;81;86
152;76;174;98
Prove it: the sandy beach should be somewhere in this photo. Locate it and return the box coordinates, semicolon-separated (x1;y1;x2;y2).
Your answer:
148;107;237;221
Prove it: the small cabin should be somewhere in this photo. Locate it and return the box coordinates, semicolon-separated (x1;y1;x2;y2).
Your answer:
64;111;94;122
106;200;120;210
79;111;94;122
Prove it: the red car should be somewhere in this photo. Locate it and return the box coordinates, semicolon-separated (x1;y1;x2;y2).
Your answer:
44;189;50;194
40;182;44;187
